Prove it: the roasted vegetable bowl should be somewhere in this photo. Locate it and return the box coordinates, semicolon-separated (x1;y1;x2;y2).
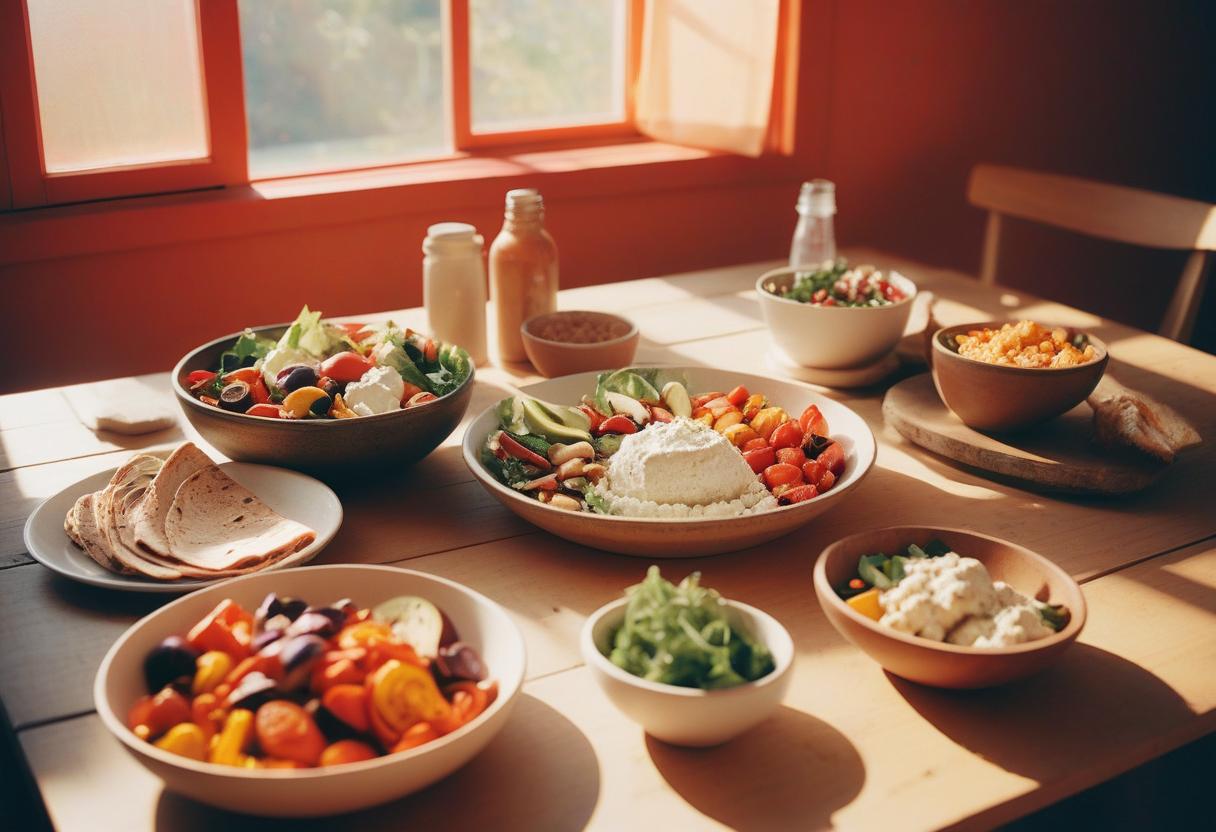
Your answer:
94;565;526;817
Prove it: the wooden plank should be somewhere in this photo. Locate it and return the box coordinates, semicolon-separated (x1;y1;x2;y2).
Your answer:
17;542;1215;831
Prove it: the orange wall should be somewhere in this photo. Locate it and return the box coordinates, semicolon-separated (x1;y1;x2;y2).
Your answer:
2;0;1212;392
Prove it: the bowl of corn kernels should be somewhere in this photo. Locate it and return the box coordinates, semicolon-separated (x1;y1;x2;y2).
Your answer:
930;320;1108;432
521;310;639;377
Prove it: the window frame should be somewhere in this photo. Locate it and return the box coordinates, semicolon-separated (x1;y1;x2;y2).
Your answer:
0;0;248;209
447;0;644;151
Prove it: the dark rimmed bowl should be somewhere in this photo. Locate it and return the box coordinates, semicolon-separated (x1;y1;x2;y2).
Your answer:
814;526;1086;689
930;321;1108;432
172;325;474;477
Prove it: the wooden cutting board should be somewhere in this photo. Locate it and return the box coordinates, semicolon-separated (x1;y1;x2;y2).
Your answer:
882;373;1165;494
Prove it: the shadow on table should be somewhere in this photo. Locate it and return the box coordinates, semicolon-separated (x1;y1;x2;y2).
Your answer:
153;694;599;832
888;643;1196;782
646;705;864;832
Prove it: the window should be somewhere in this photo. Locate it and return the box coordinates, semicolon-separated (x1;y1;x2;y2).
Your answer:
0;0;640;207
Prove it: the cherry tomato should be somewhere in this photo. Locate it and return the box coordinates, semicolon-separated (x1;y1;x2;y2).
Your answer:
246;403;282;419
769;421;805;450
597;414;638;435
801;460;825;483
776;447;806;468
763;463;803;489
777;484;818;505
320;351;375;384
798;404;829;437
742;438;769;452
726;385;750;407
816;469;837;493
817;442;846;476
742;446;776;474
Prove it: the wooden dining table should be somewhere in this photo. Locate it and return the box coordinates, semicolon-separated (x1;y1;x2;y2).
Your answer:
1;249;1213;831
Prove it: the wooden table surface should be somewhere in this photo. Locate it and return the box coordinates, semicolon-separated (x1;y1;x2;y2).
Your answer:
2;250;1213;832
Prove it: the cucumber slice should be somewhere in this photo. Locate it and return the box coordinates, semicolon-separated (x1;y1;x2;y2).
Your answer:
372;596;449;658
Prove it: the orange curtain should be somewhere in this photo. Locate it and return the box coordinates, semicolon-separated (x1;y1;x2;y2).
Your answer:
634;0;782;158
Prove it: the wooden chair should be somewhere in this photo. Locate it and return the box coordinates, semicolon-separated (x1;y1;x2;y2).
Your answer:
967;164;1216;342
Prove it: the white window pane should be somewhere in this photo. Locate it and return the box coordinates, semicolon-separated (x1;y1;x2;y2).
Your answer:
240;0;447;178
471;0;625;132
26;0;209;174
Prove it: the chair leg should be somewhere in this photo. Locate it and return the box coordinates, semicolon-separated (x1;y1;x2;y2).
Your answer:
1159;250;1210;343
980;212;1001;286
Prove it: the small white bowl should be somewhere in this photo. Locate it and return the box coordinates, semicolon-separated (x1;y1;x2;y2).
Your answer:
95;565;526;817
756;266;917;369
580;597;794;747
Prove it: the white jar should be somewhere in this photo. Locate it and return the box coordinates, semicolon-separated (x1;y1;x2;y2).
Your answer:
423;222;488;366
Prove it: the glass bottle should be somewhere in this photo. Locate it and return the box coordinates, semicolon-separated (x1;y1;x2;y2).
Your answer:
422;222;488;366
789;179;837;269
488;188;559;363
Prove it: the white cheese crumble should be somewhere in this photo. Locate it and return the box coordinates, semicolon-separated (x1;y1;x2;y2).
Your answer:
260;347;317;388
879;553;1054;648
343;365;405;417
592;418;778;518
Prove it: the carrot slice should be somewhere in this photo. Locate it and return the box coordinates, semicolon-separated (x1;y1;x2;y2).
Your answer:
253;701;326;766
322;684;370;732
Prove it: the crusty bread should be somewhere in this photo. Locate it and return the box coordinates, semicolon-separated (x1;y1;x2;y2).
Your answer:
1089;377;1201;463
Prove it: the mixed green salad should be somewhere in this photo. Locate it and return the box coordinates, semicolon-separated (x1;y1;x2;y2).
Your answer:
184;306;472;420
607;567;775;690
772;260;908;308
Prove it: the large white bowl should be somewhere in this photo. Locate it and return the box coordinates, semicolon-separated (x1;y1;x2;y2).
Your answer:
581;597;794;747
94;565;527;817
462;367;877;557
757;267;917;369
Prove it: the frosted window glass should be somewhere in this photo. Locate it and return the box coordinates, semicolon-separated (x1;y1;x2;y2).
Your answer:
471;0;625;131
26;0;209;173
239;0;447;178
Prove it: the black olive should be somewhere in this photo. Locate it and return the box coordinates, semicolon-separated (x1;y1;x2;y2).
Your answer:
144;636;201;693
219;381;254;412
308;393;333;417
275;364;318;393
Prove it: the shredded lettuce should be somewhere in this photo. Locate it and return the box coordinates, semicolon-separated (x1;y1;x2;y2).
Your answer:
608;567;774;689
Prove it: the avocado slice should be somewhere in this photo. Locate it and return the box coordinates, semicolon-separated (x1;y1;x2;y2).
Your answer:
523;398;592;443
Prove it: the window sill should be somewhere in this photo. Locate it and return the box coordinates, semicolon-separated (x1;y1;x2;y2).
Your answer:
0;140;802;266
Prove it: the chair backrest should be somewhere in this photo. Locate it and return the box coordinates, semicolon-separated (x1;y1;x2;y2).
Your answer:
967;164;1216;341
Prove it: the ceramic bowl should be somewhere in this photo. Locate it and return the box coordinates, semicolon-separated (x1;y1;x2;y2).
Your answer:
813;526;1086;689
756;267;917;369
94;564;526;817
930;322;1108;432
462;367;877;557
581;597;794;746
173;325;474;476
521;311;639;378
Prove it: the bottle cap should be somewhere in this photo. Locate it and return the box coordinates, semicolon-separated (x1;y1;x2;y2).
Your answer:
796;179;836;216
505;188;544;221
423;222;483;255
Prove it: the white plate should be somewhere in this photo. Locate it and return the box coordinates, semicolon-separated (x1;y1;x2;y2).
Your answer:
462;367;876;557
23;462;342;593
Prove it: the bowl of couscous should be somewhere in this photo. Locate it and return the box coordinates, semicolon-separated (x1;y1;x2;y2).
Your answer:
930;320;1108;432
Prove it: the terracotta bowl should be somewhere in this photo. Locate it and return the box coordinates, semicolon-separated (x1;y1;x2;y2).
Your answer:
813;526;1086;689
462;367;876;557
520;311;639;378
930;322;1108;432
94;565;526;817
756;267;917;369
173;325;474;477
581;597;794;747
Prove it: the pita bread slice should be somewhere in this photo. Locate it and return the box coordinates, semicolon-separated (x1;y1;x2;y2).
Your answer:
133;442;215;557
163;465;316;572
69;493;126;572
96;454;194;581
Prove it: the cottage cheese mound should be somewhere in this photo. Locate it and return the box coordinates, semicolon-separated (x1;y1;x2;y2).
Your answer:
593;418;777;518
879;553;1054;647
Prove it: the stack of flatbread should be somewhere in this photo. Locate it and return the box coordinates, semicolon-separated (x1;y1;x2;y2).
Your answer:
64;443;316;580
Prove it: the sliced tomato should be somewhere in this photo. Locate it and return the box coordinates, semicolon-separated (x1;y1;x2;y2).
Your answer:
649;406;674;423
320;351;375;384
339;322;373;343
817;442;846;476
597;415;638;435
578;404;607;431
498;432;552;469
778;484;818;505
726;385;750;407
769;421;804;450
798;404;830;437
187;370;216;386
222;367;261;386
249;377;271;405
246;403;282;418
